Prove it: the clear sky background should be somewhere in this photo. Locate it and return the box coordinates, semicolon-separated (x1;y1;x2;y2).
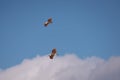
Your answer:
0;0;120;69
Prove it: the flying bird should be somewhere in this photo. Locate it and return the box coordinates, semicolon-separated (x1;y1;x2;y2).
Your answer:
44;18;52;27
49;48;57;59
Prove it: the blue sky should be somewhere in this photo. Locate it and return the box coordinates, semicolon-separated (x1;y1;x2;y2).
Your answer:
0;0;120;69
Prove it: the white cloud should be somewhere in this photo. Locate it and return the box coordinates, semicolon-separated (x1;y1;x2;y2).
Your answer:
0;54;120;80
